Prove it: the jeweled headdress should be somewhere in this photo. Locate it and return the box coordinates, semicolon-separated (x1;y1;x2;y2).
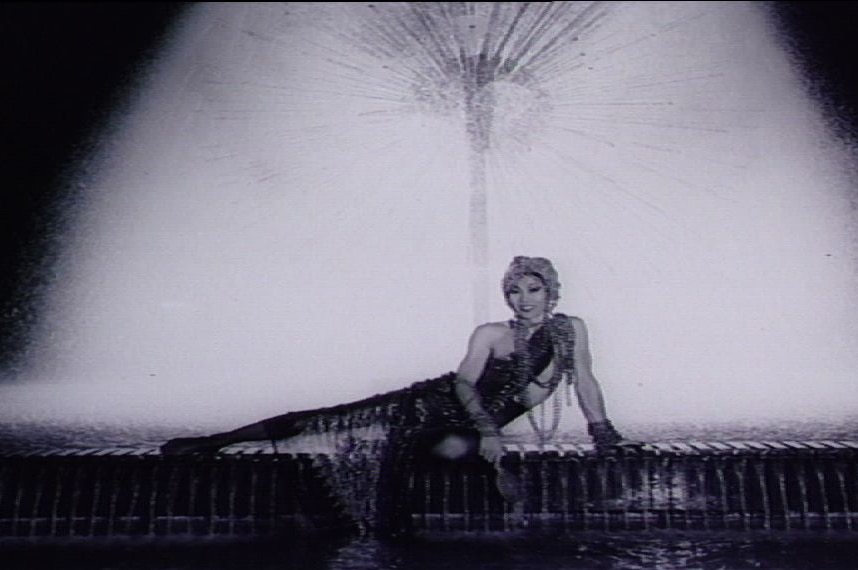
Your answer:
501;256;561;311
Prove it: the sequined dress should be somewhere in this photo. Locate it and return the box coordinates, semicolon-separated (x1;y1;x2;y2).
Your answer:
260;322;556;443
258;320;564;535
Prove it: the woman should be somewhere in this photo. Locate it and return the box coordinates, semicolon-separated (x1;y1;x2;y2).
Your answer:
161;256;626;460
161;256;628;534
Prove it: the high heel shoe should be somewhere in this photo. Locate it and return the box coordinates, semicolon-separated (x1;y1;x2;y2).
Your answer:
160;436;224;456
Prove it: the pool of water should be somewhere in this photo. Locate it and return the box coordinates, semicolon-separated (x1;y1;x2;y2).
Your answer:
1;419;857;569
3;530;858;570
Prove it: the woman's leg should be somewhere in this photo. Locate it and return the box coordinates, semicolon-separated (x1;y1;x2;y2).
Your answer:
413;399;529;463
410;427;481;462
160;385;412;456
410;427;523;504
160;411;305;455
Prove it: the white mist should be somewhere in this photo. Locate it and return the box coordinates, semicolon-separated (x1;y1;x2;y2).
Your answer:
4;2;857;435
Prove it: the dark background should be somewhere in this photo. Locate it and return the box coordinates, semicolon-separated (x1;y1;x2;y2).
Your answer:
0;2;189;366
0;1;856;368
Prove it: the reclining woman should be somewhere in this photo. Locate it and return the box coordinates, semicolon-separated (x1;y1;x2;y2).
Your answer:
161;255;629;460
161;256;631;532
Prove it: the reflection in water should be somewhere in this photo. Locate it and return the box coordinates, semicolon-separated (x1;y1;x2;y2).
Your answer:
0;424;858;570
3;531;858;570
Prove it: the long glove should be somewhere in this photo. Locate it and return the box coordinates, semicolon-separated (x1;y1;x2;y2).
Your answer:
453;378;500;438
587;419;624;451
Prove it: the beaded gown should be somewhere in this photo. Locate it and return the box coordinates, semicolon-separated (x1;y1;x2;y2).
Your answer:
260;319;558;447
258;317;572;534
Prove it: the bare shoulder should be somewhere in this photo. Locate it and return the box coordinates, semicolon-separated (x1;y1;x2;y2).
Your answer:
554;313;586;329
461;321;509;365
472;321;510;342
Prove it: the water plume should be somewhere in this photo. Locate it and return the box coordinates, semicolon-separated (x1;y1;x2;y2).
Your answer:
2;2;856;433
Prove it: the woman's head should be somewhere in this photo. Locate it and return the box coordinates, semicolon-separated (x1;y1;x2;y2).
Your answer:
501;256;560;319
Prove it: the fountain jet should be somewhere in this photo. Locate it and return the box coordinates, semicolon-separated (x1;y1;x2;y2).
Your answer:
2;2;857;432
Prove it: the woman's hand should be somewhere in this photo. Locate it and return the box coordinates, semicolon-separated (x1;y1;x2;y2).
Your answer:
479;434;504;463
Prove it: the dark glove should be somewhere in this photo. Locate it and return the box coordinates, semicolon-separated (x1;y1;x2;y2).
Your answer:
587;419;624;451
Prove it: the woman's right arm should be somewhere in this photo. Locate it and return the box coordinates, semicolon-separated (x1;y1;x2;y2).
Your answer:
454;324;504;462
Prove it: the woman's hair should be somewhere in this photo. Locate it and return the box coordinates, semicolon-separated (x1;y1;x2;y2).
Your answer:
501;256;561;311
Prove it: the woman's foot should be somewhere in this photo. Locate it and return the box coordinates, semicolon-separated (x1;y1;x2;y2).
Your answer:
160;436;225;456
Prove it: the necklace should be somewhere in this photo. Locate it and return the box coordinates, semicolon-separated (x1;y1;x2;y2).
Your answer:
513;314;577;443
509;318;543;342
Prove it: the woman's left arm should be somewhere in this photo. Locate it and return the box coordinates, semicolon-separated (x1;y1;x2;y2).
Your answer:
570;317;627;448
569;317;609;423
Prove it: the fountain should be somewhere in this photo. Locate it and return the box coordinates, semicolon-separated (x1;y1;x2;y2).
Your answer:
0;1;857;539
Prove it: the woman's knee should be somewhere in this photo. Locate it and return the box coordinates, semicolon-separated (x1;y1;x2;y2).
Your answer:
430;433;478;461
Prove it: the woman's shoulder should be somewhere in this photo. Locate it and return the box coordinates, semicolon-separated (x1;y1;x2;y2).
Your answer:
464;321;509;352
552;313;585;325
475;320;512;332
471;320;512;340
549;313;588;338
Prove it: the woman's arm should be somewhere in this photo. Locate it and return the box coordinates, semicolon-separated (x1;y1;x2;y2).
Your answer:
569;316;608;423
570;317;626;449
454;324;504;462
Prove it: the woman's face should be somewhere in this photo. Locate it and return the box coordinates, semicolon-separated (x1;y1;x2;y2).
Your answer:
506;274;548;322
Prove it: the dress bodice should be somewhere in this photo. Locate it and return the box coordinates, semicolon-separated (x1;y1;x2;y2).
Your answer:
406;318;571;429
475;323;555;422
476;323;554;390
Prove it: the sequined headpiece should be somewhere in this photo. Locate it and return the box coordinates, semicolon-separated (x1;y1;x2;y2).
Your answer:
501;256;561;311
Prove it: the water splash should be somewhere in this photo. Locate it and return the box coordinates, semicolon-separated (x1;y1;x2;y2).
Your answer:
3;1;857;431
321;2;613;323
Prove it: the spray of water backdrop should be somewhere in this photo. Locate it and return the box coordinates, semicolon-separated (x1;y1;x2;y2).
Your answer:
1;2;856;434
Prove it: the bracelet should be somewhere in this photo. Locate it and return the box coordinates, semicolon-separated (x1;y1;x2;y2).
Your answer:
473;412;501;437
455;377;501;437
